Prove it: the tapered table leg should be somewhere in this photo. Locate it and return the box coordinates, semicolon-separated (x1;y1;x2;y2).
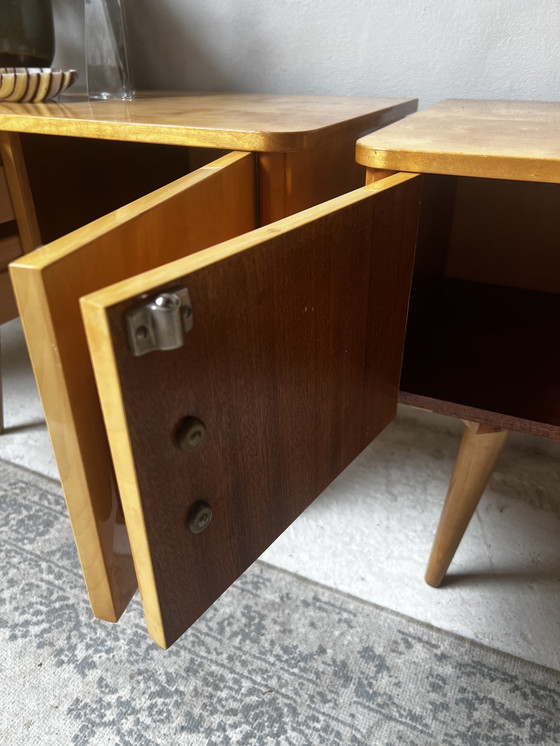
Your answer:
0;329;4;434
425;420;510;587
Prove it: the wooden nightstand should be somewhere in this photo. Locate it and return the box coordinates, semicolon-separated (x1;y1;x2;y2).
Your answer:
2;92;419;647
357;99;560;587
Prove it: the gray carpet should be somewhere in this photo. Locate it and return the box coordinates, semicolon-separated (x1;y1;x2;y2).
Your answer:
1;459;559;746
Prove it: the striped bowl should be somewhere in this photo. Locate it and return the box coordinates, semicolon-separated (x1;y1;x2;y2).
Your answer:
0;68;78;103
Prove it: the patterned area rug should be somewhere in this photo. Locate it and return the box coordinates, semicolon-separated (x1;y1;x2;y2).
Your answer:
1;458;559;746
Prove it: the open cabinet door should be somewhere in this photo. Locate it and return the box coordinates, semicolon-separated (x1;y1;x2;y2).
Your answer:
80;173;420;648
9;151;257;623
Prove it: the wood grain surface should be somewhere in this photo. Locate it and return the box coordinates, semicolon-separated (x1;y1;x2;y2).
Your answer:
0;93;417;153
258;128;373;223
357;99;560;183
81;173;421;648
9;152;257;623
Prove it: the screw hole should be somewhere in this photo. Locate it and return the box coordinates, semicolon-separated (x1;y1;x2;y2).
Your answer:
135;324;149;341
187;501;212;534
174;416;207;452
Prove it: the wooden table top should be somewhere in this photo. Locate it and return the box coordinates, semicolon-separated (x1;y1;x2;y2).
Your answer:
0;91;417;153
356;99;560;183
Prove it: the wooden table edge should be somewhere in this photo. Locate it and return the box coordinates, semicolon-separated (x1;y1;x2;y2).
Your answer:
0;96;418;153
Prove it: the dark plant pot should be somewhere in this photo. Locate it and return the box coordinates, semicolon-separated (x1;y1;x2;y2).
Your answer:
0;0;55;67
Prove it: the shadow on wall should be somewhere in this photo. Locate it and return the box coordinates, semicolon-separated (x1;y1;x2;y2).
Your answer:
124;0;236;91
52;0;560;105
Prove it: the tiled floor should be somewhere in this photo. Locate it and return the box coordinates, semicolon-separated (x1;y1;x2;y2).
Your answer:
2;317;559;670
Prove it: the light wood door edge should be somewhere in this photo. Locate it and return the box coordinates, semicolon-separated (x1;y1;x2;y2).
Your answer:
80;171;420;648
82;172;419;311
9;151;257;623
12;151;255;273
0;132;41;252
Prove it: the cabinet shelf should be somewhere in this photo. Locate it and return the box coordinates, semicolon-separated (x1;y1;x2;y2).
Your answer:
400;278;560;439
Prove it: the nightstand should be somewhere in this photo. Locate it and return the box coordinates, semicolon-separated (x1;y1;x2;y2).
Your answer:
3;92;419;647
357;99;560;587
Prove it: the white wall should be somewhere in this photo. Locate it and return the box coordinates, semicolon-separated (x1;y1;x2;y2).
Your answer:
54;0;559;109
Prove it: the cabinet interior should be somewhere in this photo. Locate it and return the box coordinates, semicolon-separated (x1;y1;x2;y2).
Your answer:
20;135;229;243
401;174;560;439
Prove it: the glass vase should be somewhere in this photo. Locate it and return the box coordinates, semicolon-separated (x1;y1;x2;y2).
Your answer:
0;0;55;67
85;0;134;100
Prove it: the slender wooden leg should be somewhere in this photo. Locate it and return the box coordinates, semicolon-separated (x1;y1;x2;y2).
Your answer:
0;132;41;253
425;420;510;587
0;328;4;434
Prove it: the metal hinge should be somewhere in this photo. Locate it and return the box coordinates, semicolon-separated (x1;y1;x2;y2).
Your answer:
125;287;193;356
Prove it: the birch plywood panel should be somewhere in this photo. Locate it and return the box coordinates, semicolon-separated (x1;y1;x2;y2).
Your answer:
81;174;421;647
9;152;257;623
